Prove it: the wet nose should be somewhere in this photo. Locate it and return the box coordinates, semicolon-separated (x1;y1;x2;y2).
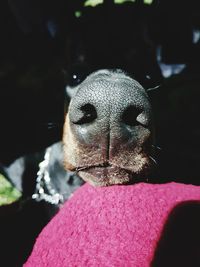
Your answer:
68;70;152;145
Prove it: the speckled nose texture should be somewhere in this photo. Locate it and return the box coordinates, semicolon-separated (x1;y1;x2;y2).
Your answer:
24;182;200;267
69;69;152;146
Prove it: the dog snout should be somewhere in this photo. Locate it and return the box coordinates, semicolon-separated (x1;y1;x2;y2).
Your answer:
63;69;154;186
68;70;152;145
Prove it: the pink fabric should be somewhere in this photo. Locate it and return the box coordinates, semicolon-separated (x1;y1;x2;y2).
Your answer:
24;182;200;267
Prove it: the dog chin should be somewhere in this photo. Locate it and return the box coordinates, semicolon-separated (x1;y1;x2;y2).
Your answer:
79;166;140;186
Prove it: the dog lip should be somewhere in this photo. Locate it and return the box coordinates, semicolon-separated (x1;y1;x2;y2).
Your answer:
75;162;112;172
75;161;151;185
75;163;136;177
78;164;136;186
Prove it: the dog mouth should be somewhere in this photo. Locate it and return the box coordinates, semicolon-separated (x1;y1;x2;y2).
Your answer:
75;162;112;171
73;160;151;186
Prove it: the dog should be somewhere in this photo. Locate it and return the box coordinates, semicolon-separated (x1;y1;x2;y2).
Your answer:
63;69;155;186
1;5;164;266
3;3;162;207
4;69;156;206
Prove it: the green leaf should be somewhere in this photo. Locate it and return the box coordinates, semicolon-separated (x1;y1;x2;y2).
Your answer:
114;0;136;4
84;0;103;7
0;174;22;206
143;0;153;4
75;10;82;18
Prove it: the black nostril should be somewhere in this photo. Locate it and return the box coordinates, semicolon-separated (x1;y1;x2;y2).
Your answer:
74;104;97;125
122;106;142;127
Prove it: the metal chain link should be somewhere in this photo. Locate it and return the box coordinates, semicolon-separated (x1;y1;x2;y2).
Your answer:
32;147;64;205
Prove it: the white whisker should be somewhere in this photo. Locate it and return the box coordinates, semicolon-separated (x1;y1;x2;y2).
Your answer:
149;156;158;166
151;145;162;151
147;85;161;92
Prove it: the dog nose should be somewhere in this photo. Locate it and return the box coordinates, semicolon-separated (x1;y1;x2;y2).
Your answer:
70;103;146;132
71;103;97;125
68;70;152;147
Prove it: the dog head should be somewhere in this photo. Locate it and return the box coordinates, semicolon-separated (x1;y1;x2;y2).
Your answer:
62;6;161;186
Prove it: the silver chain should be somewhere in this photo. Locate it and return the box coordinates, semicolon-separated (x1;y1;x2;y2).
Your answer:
32;147;64;205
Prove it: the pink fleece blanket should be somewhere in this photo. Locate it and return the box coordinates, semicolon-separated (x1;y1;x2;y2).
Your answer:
24;182;200;267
